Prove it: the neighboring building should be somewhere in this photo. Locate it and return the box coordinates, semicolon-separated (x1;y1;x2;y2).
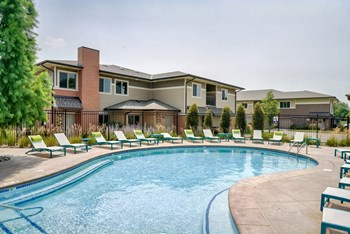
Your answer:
37;47;244;132
346;94;350;101
236;89;338;130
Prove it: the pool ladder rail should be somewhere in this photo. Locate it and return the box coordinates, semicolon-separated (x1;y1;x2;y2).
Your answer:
288;142;306;154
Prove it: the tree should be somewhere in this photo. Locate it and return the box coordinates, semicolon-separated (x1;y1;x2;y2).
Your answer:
252;102;264;130
235;105;246;134
220;106;231;133
186;103;199;130
203;109;213;129
261;91;279;130
0;0;52;126
334;102;350;117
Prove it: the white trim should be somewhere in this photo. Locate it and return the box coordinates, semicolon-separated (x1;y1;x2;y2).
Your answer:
115;79;129;96
151;86;184;91
56;69;78;90
99;77;112;95
192;82;201;97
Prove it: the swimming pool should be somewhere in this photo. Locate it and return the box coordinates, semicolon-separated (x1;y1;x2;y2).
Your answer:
0;146;316;233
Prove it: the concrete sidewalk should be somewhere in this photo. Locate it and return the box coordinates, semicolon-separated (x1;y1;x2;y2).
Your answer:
0;142;348;233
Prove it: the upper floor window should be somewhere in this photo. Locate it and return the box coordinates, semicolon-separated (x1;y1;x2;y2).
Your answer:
116;80;128;95
280;101;290;109
99;78;111;94
221;89;228;101
59;71;77;90
242;103;248;109
192;83;201;97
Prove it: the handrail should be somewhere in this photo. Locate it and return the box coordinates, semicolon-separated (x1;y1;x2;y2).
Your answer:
288;142;298;154
288;142;305;154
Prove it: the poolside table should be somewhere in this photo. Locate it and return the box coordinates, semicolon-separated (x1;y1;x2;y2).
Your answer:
217;133;230;142
306;138;320;148
150;134;163;143
81;138;92;149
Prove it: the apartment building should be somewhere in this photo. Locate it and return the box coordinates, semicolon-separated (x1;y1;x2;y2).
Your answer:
38;47;244;131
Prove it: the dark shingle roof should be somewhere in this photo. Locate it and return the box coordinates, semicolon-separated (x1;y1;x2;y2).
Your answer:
54;96;83;110
196;106;233;116
104;99;180;111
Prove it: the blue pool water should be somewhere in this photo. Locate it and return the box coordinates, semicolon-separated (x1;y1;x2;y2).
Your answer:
0;147;316;233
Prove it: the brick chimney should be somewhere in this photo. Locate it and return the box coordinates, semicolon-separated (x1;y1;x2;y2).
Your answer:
77;47;100;111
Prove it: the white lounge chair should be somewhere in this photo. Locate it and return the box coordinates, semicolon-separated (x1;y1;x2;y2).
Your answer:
321;207;350;234
184;129;203;143
232;129;245;143
289;132;304;146
27;135;65;158
91;132;122;150
334;148;350;158
252;130;264;144
268;131;283;145
114;131;141;147
203;129;221;143
54;133;88;154
134;130;158;145
161;133;183;144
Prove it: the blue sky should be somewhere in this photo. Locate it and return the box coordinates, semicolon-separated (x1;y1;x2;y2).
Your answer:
35;0;350;102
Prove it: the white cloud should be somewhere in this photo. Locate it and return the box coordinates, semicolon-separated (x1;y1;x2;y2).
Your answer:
45;36;66;48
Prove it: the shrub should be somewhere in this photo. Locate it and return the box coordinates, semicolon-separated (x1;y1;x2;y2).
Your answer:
235;105;246;134
186;104;199;130
252;102;264;131
203;109;213;129
43;135;58;147
69;135;82;144
326;136;338;147
220;106;231;133
18;136;31;148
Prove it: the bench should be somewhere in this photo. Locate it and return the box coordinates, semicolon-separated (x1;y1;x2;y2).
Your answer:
320;187;350;211
321;207;350;234
340;164;350;178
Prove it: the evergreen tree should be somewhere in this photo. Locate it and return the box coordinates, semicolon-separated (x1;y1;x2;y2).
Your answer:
186;103;199;130
203;109;213;129
0;0;52;126
220;106;231;133
235;105;246;134
261;91;279;130
252;102;264;130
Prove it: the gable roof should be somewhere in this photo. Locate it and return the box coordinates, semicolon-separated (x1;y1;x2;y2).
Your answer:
104;99;180;111
53;96;83;110
237;89;337;101
38;60;244;90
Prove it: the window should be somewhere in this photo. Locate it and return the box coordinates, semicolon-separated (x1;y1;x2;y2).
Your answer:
192;83;201;97
280;101;291;109
59;71;77;89
128;115;140;125
242;103;248;109
115;80;128;95
221;89;228;101
99;78;111;93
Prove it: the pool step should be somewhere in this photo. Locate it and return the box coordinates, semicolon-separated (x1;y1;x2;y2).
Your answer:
2;159;113;206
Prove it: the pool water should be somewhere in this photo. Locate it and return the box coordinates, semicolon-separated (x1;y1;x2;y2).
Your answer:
0;147;316;233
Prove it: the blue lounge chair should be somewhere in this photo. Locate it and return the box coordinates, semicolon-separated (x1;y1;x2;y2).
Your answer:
134;130;158;145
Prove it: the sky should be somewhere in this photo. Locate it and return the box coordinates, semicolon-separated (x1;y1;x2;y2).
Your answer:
35;0;350;102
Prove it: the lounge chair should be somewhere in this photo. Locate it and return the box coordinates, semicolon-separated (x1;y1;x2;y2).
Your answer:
203;129;221;143
232;129;245;143
339;177;350;189
340;164;350;178
320;187;350;211
91;132;122;150
161;133;183;144
321;207;350;234
26;135;66;158
344;152;350;164
114;131;141;147
134;130;158;145
251;130;264;144
54;133;88;154
334;148;350;159
289;132;304;146
268;131;283;145
184;129;204;143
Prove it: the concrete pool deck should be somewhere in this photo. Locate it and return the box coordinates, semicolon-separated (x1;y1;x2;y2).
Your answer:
0;141;349;233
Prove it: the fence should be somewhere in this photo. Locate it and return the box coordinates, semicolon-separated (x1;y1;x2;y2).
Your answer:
0;111;349;146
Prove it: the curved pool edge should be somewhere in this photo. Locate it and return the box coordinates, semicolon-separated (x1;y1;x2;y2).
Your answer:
227;144;344;234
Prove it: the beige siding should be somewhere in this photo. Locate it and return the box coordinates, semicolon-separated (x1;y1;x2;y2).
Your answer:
187;81;206;108
237;101;254;114
216;87;236;112
151;88;185;112
151;79;184;89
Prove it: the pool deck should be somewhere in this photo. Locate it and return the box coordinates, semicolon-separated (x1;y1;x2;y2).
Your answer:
0;141;349;233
